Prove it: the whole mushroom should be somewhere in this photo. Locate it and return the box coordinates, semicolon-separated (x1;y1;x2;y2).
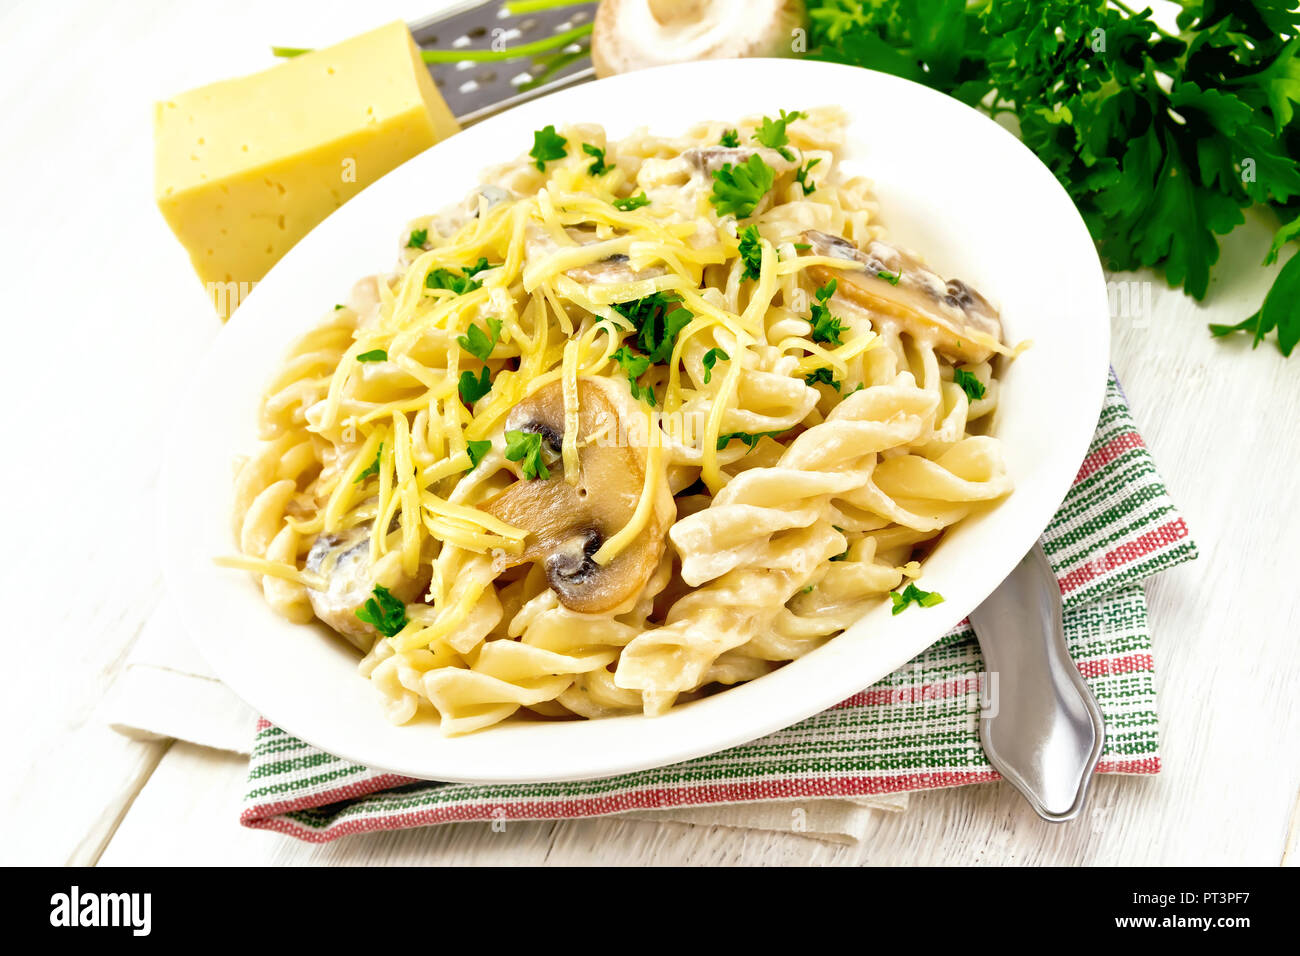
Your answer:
591;0;807;78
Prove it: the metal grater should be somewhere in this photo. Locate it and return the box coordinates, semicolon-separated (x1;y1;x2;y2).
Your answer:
409;1;600;127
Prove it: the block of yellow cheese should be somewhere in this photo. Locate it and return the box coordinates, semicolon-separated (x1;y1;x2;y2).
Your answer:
154;20;458;312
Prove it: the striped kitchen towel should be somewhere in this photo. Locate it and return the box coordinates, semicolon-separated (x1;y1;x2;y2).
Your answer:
241;370;1195;841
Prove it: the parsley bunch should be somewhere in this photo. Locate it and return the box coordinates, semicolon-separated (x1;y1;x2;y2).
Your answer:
808;0;1300;357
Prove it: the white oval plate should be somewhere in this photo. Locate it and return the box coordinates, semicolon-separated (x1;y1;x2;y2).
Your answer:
163;58;1109;783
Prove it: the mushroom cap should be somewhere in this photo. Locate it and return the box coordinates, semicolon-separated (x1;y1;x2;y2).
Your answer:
305;522;428;650
591;0;807;79
482;377;676;614
801;230;1003;364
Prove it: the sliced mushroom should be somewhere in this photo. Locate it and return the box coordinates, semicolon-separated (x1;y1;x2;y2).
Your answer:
305;522;426;651
683;144;798;178
482;377;675;613
524;223;664;285
679;145;799;217
801;230;1003;364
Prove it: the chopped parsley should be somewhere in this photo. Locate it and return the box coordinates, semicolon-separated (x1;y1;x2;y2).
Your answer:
737;224;764;281
458;367;492;405
709;153;775;219
465;439;492;469
795;157;821;195
581;142;610;175
953;368;987;402
613;192;650;211
611;346;655;404
406;228;428;250
333;304;345;310
457;318;503;362
356;349;388;363
719;128;740;147
752;109;806;161
604;292;695;403
425;258;494;295
891;583;945;615
716;430;784;453
353;444;382;484
504;429;550;480
804;367;841;391
529;124;567;170
809;279;844;346
613;292;693;364
877;268;901;286
354;584;408;637
830;547;850;561
701;347;729;384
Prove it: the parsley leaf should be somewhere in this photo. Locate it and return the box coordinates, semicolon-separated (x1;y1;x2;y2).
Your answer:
809;279;844;346
877;268;901;286
953;368;987;401
795;157;821;194
504;429;550;480
466;439;492;469
716;430;784;453
406;228;428;250
581;142;610;175
611;346;655;404
353;444;382;484
426;258;495;295
613;192;650;211
702;347;729;384
709;153;775;219
1211;251;1300;357
356;349;388;363
737;224;764;281
804;366;841;391
752;109;807;160
458;367;492;405
529;124;567;170
719;128;740;147
457;318;503;362
612;292;694;364
890;582;945;615
354;584;408;637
